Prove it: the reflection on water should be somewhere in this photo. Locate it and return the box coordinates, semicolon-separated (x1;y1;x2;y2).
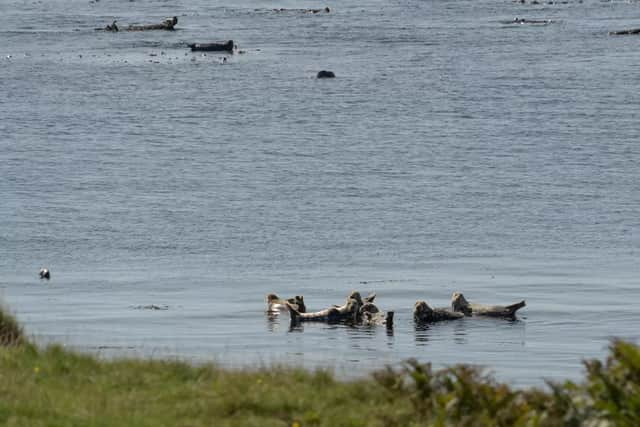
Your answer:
265;312;281;332
414;322;432;346
453;321;468;345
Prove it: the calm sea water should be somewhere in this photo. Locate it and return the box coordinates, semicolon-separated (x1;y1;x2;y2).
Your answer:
2;0;639;386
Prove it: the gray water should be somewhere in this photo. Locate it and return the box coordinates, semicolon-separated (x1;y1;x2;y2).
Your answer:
2;0;639;386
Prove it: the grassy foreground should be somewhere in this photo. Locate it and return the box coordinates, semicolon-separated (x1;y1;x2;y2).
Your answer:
1;307;639;427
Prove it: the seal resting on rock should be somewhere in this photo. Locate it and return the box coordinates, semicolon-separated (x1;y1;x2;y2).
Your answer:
413;300;464;323
39;268;50;280
451;292;526;318
266;294;306;313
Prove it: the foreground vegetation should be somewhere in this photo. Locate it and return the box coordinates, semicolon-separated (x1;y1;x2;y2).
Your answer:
1;306;639;426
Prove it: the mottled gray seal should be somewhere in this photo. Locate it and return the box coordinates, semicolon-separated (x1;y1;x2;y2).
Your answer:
128;16;177;31
451;292;526;318
288;298;358;323
39;268;50;280
287;290;374;323
359;302;394;328
266;294;306;313
413;300;464;323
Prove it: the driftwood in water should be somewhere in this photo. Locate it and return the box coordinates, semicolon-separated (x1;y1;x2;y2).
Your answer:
189;41;236;53
451;292;526;318
99;17;177;32
413;300;464;323
266;294;306;313
609;28;640;36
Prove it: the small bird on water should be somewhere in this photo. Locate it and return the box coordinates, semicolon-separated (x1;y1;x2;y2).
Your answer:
39;268;50;280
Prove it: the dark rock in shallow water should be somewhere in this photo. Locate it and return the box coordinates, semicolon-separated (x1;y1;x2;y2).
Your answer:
317;70;335;78
189;40;236;52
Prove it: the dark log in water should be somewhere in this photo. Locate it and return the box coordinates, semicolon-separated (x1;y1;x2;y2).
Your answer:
189;41;236;52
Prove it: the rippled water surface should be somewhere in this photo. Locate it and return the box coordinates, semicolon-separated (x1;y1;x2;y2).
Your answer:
2;0;639;386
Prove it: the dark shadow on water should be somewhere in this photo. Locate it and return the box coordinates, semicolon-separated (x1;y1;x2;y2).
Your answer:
453;320;468;345
265;312;284;332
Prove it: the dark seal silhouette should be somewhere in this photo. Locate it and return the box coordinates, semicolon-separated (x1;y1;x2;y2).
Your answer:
39;268;50;280
105;20;118;32
189;40;236;52
610;28;640;35
317;70;335;78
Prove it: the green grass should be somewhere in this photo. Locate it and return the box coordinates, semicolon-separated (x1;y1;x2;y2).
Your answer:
1;306;639;426
0;305;25;347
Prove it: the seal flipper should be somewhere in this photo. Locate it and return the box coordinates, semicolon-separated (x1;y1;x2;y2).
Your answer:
363;293;376;304
286;302;301;323
505;300;526;316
